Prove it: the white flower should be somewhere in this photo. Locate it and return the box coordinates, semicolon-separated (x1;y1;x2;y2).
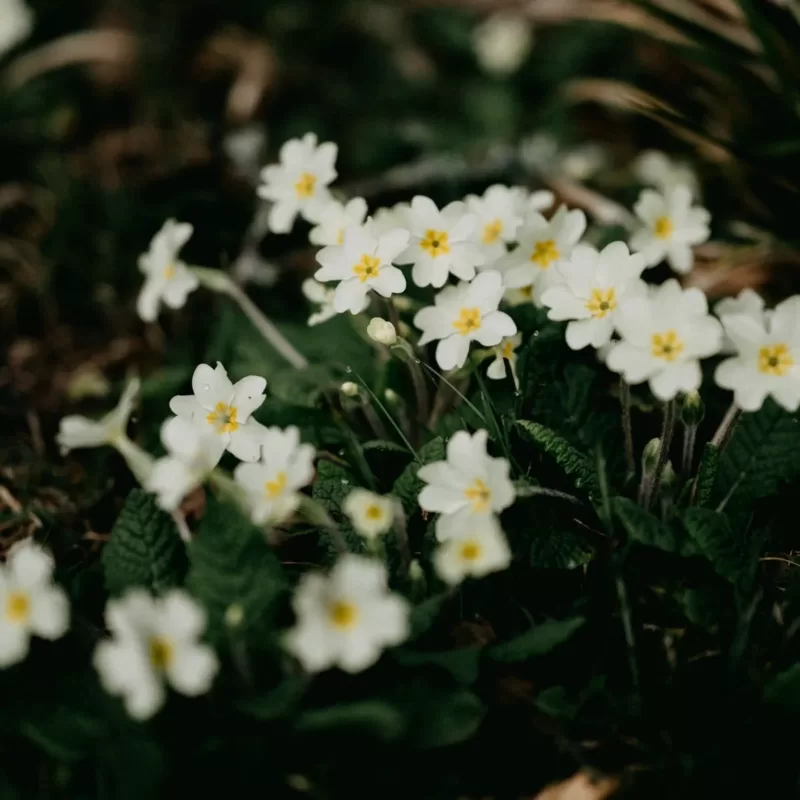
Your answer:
233;426;316;525
715;296;800;412
367;317;397;345
257;133;338;233
509;186;555;217
473;12;533;76
396;196;483;288
343;489;394;540
314;224;409;314
541;242;648;351
634;150;698;195
93;589;218;720
340;381;359;397
0;0;33;56
302;278;339;327
466;184;524;262
146;417;225;512
629;186;710;274
418;429;515;541
136;219;199;322
370;202;410;236
414;270;517;371
715;289;768;354
0;540;69;668
309;197;368;246
606;279;723;401
167;361;267;462
57;377;140;454
433;515;511;585
486;333;522;383
285;555;409;674
498;205;587;304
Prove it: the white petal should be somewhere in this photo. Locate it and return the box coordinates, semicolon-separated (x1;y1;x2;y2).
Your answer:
159;591;207;640
268;200;299;234
28;587;69;640
436;335;471;371
0;620;29;667
227;425;263;462
167;644;218;696
566;318;601;350
192;363;234;410
472;311;517;347
541;286;589;321
231;376;267;421
56;416;110;452
666;243;694;274
376;229;411;264
8;541;54;587
333;279;370;315
408;195;441;233
369;266;406;297
606;342;656;384
486;356;507;380
136;276;164;322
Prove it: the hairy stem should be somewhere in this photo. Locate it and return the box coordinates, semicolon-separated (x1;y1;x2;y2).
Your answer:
681;423;697;478
643;400;676;511
710;401;742;452
619;378;635;478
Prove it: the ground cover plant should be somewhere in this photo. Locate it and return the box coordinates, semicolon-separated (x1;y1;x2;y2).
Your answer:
3;1;800;798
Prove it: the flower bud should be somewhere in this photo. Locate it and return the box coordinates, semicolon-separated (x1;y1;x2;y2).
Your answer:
367;317;397;346
642;437;661;476
340;381;359;397
660;461;677;492
680;390;705;427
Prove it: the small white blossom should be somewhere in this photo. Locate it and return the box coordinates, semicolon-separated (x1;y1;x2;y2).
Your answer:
606;279;723;401
466;184;524;262
340;381;359;397
498;205;587;304
433;515;511;585
418;429;515;541
302;278;339;327
136;219;199;322
285;555;409;674
366;317;397;345
634;150;698;195
630;186;710;274
715;296;800;412
57;377;140;454
309;197;368;246
715;289;769;353
370;202;411;236
397;196;483;288
473;12;533;76
0;540;69;668
93;589;218;720
414;270;517;371
167;362;267;462
541;242;648;351
486;333;522;384
257;133;338;233
233;426;316;525
509;186;555;218
0;0;33;57
343;489;394;540
314;225;408;314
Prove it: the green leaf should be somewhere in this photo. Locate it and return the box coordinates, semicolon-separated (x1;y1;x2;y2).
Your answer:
764;664;800;712
311;459;366;562
411;689;485;748
694;442;719;508
102;489;187;595
516;420;596;492
529;528;593;570
489;617;585;663
392;437;445;517
715;399;800;506
235;675;309;721
613;496;679;553
294;701;406;741
409;593;449;639
394;646;482;684
186;498;285;644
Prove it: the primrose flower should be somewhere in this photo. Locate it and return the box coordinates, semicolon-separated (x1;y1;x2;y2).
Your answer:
466;184;524;262
509;186;555;218
136;219;199;323
396;196;483;288
606;279;723;401
634;150;699;195
0;0;33;57
0;540;69;668
629;186;710;274
486;333;522;384
285;555;409;674
93;589;218;720
414;270;517;371
257;133;338;233
309;197;368;246
233;426;316;525
301;278;339;327
343;489;394;540
433;515;511;585
473;11;533;76
167;362;267;462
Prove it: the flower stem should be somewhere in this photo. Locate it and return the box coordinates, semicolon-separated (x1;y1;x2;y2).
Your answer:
710;401;742;453
681;422;697;478
643;400;676;511
619;378;635;478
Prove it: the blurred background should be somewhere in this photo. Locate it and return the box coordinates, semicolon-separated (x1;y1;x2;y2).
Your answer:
2;0;800;541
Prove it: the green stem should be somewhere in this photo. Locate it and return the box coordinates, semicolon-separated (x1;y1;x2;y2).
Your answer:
620;379;635;479
643;400;676;511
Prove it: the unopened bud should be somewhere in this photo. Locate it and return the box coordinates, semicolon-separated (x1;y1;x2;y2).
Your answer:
384;388;400;404
340;381;359;397
660;461;677;491
225;603;244;628
367;317;397;346
681;390;705;426
642;438;661;475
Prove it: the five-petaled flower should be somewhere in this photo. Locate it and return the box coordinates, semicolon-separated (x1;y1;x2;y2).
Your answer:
0;540;69;668
233;425;316;525
606;279;723;401
715;296;800;412
433;515;511;585
285;555;409;674
136;219;199;323
343;489;395;540
414;270;517;371
257;133;338;233
93;589;218;720
465;184;524;262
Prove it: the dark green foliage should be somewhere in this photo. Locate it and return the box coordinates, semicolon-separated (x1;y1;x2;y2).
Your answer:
392;437;445;517
489;617;585;663
311;459;366;561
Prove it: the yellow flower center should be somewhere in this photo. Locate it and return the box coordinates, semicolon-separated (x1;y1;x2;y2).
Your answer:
206;402;239;433
530;239;560;269
329;601;358;629
295;172;317;199
365;504;384;521
459;540;482;562
519;285;533;298
654;216;673;239
5;591;29;623
758;343;794;376
149;636;173;670
352;254;381;283
420;229;451;257
482;219;504;244
651;330;684;362
464;478;491;513
163;263;176;280
501;340;516;360
585;287;617;319
453;307;481;336
264;471;288;499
